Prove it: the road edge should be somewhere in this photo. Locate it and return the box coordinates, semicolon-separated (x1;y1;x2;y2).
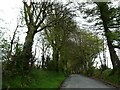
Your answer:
57;74;120;90
77;73;120;89
90;76;120;89
58;74;70;90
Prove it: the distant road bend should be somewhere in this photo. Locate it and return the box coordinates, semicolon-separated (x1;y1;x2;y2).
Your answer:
60;74;119;90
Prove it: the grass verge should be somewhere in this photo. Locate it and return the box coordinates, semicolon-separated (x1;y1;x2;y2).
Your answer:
93;69;120;88
2;69;65;89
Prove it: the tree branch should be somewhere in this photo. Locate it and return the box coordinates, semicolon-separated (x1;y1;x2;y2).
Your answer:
36;25;52;33
24;2;29;25
114;45;120;49
35;3;43;25
9;25;19;55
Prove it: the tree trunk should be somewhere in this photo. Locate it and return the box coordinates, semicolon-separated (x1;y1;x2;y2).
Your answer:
106;35;120;69
96;2;120;71
53;47;59;72
22;27;36;71
42;55;45;69
56;49;59;72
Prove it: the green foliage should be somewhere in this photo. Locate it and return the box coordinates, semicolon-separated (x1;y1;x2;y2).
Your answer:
44;2;77;72
60;29;103;74
106;31;120;41
86;66;95;76
102;69;120;85
0;39;10;60
93;69;120;85
3;69;65;88
79;1;120;73
1;37;24;76
112;30;120;41
93;69;101;78
46;60;56;71
29;69;65;88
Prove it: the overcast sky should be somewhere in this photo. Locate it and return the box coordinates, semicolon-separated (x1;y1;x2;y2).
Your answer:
1;0;119;68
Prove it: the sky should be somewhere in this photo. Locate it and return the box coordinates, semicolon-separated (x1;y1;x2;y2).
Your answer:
0;0;120;68
0;0;25;42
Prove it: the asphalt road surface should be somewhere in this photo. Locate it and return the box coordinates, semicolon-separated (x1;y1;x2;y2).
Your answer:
60;74;119;90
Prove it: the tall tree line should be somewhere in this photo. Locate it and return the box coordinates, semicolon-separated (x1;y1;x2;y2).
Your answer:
78;1;120;73
1;0;103;76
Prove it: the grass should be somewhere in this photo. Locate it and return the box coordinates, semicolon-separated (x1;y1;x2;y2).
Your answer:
2;69;65;89
101;69;120;85
93;69;120;86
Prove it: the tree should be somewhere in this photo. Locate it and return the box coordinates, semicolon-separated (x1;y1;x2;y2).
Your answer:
60;29;103;75
95;2;120;72
77;1;120;73
21;1;56;71
44;2;76;72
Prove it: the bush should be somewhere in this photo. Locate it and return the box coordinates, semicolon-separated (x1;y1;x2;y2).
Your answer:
92;69;120;85
102;69;120;85
93;69;101;78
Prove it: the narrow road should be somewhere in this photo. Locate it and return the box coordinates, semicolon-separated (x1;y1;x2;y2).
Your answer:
60;74;119;89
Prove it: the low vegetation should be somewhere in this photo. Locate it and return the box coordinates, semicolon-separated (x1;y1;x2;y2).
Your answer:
92;69;120;87
3;69;65;88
